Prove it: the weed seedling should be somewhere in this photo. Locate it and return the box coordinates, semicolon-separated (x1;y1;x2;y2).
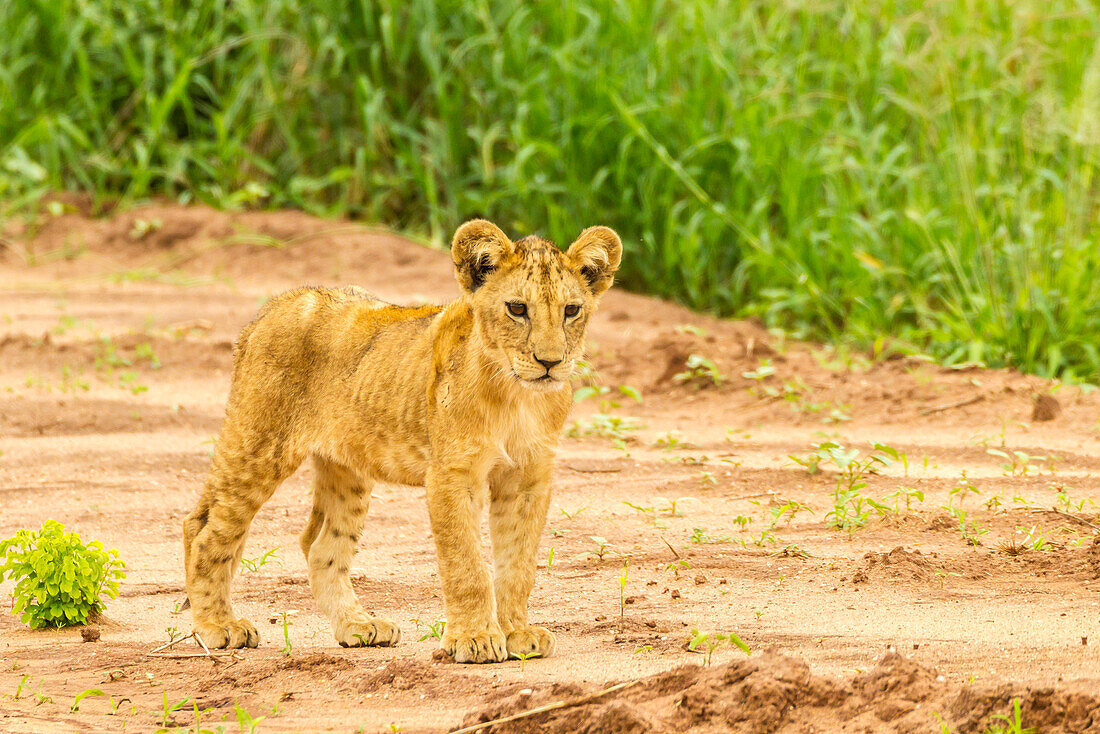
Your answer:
1054;487;1095;513
546;547;555;574
997;526;1051;555
580;536;619;562
772;543;810;559
934;569;961;589
654;432;686;450
560;506;587;520
665;559;691;576
741;360;775;381
987;447;1044;477
13;674;29;700
240;548;280;573
942;506;988;546
689;527;731;544
160;692;192;729
618;560;629;630
234;701;266;734
413;619;446;641
566;412;642;440
740;530;779;548
280;612;293;656
512;650;537;671
948;472;980;505
656;497;691;517
688;629;750;666
985;698;1035;734
674;354;726;387
71;688;105;712
769;500;814;528
886;488;925;514
573;383;642;411
622;501;657;524
819;443;896;535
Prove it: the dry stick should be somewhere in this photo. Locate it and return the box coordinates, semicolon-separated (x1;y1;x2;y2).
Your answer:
918;394;984;416
147;631;234;659
1047;508;1100;532
147;651;235;659
727;491;776;503
448;679;643;734
148;632;195;655
565;464;623;473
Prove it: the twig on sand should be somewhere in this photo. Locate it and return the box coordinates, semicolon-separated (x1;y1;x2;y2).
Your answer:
727;491;776;503
918;394;983;416
1047;508;1100;532
194;632;212;656
448;679;643;734
147;632;235;660
148;632;195;655
661;538;680;560
565;464;623;473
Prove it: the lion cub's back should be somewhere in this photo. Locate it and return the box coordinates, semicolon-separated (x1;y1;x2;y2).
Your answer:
227;286;440;423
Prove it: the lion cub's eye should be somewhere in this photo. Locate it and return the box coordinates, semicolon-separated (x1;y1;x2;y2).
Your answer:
506;302;527;318
564;304;581;318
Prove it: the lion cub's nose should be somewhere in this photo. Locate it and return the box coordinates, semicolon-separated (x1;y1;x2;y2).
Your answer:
534;355;562;370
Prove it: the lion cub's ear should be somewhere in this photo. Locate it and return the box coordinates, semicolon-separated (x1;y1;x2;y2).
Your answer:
566;226;622;297
452;219;514;292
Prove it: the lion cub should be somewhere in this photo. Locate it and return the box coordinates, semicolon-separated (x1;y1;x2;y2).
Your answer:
183;219;621;663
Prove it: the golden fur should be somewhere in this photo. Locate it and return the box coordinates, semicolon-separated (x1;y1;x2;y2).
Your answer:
182;219;622;663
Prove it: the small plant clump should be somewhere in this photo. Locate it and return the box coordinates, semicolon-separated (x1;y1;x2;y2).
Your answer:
674;354;726;387
413;618;446;641
688;628;750;666
580;536;621;562
240;547;280;573
818;442;898;535
0;520;126;629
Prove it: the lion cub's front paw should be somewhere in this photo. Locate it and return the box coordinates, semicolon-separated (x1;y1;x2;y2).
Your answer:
506;626;555;660
442;628;508;664
194;618;259;649
336;618;401;648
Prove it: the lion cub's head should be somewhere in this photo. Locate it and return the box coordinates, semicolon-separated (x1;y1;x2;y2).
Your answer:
451;219;622;392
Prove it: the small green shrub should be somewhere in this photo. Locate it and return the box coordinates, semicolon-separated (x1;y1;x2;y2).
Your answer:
0;520;126;629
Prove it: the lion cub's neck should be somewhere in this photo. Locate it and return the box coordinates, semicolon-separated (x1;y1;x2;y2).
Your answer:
427;299;571;461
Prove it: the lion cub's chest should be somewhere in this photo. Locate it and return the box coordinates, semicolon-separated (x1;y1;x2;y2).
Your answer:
487;396;558;467
437;380;563;470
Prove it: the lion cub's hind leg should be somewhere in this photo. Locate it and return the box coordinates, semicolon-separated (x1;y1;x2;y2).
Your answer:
184;432;301;649
304;455;401;648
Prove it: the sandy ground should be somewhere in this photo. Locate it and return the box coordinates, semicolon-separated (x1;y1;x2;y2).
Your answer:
1;199;1099;733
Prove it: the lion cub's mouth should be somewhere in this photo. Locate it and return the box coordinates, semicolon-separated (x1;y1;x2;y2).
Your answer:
515;372;566;391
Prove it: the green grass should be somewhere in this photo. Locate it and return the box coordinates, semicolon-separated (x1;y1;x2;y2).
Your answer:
3;1;1100;379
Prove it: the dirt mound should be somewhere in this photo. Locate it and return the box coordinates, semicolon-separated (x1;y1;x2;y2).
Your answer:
861;547;935;582
1088;537;1100;579
460;651;1100;734
204;652;357;691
